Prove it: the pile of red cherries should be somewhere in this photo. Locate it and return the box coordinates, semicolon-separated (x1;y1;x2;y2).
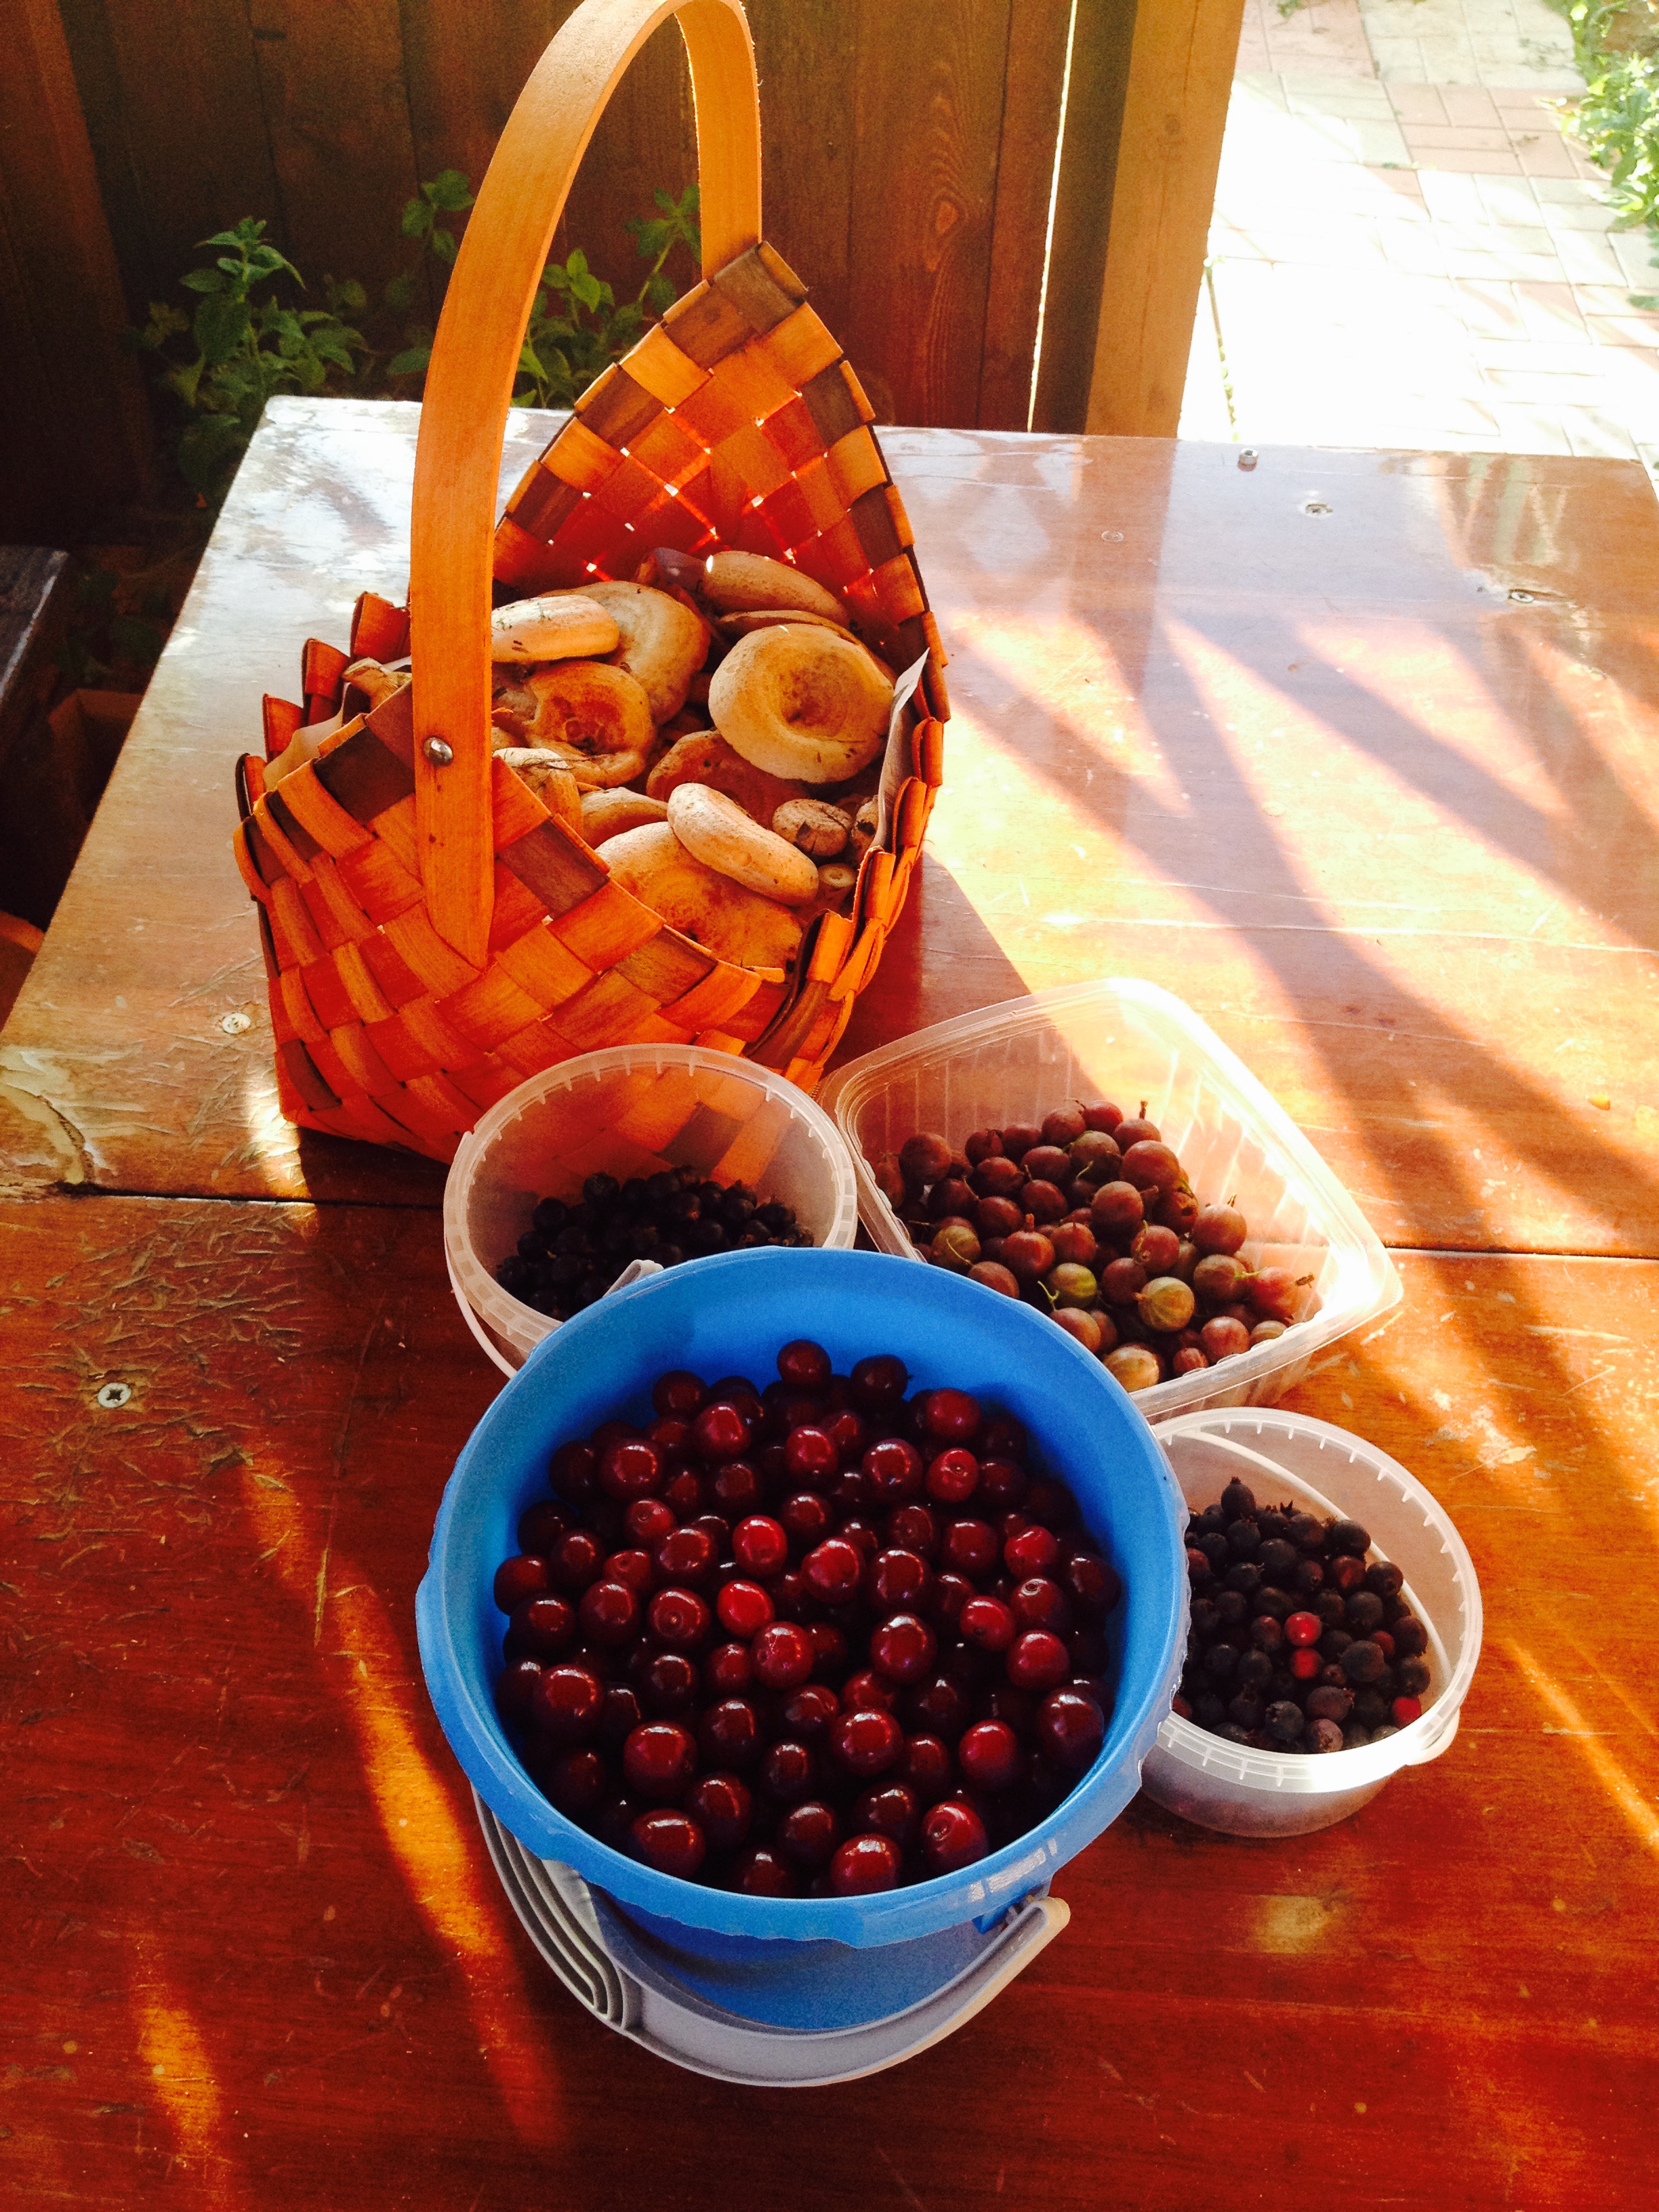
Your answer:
491;1341;1123;1896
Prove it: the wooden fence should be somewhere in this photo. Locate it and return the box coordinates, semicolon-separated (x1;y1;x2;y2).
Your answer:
3;0;1244;541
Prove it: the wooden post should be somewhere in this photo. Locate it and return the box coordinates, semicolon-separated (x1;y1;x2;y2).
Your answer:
0;0;157;542
1084;0;1244;437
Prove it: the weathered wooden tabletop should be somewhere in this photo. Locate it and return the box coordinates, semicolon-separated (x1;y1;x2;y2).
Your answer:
3;402;1656;2210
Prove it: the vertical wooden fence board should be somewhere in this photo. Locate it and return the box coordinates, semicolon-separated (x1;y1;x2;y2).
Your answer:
748;0;858;357
400;0;563;201
64;0;281;306
245;1;424;304
1084;0;1244;436
1030;0;1139;434
977;0;1071;431
846;0;1012;427
0;0;155;541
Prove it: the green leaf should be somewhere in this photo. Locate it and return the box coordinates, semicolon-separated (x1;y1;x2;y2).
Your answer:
163;359;205;409
180;266;226;296
388;344;432;377
429;226;458;266
644;270;675;314
402;196;434;239
567;248;588;278
384;270;417;312
544;261;571;291
327;276;367;312
571;270;602;310
194;289;251;366
518;340;548;380
201;220;266;251
424;168;474;211
177;412;249;495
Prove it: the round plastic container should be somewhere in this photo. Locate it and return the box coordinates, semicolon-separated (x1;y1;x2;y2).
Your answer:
819;978;1403;1422
444;1044;859;1372
416;1246;1190;1950
1141;1408;1482;1836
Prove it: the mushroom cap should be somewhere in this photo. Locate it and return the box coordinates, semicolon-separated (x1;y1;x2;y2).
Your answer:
709;626;893;784
602;822;804;972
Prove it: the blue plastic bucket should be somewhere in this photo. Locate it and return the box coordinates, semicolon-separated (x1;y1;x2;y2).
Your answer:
417;1248;1188;1952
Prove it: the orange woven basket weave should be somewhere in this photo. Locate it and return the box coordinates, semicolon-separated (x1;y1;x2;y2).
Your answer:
232;0;948;1166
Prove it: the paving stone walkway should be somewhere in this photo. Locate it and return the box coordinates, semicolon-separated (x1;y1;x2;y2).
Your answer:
1180;0;1659;464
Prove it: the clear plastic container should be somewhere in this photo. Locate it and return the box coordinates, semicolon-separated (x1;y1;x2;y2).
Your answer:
1142;1408;1482;1835
444;1045;859;1373
819;978;1401;1422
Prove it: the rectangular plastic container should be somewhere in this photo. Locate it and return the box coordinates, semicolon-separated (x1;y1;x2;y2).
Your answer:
819;979;1401;1423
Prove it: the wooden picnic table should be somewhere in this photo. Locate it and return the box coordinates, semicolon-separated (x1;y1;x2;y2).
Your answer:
3;399;1656;2211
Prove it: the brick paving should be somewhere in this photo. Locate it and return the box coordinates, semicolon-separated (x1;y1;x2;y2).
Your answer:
1180;0;1659;465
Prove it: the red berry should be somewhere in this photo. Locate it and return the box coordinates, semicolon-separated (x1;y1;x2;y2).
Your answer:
505;1595;576;1661
647;1586;711;1650
637;1648;698;1714
1290;1648;1321;1681
907;1675;971;1738
602;1549;655;1598
692;1401;754;1464
546;1749;607;1816
808;1622;848;1677
762;1740;817;1801
777;1338;832;1390
1037;1689;1105;1770
598;1437;666;1502
830;1707;903;1778
577;1579;640;1647
922;1798;989;1874
802;1538;863;1603
1285;1611;1322;1647
698;1698;760;1768
621;1721;696;1801
530;1664;602;1744
1010;1576;1072;1635
930;1573;973;1629
732;1515;788;1577
494;1553;552;1611
779;1492;834;1548
630;1810;705;1879
926;1448;980;1505
596;1684;642;1747
883;1504;938;1557
496;1656;544;1723
518;1499;575;1553
686;1771;752;1849
775;1799;841;1871
780;1683;840;1740
977;1458;1028;1512
716;1578;775;1637
958;1719;1022;1792
1391;1696;1423;1726
735;1845;796;1895
1004;1524;1060;1578
853;1782;920;1847
939;1518;1000;1580
867;1547;931;1614
550;1440;598;1503
752;1620;815;1689
900;1734;955;1804
841;1666;901;1715
654;1525;717;1587
652;1370;705;1418
549;1530;605;1593
862;1437;924;1504
1006;1631;1069;1692
830;1835;902;1894
959;1596;1016;1653
703;1640;754;1694
784;1425;839;1485
869;1612;937;1684
710;1460;763;1516
920;1389;983;1444
849;1355;909;1414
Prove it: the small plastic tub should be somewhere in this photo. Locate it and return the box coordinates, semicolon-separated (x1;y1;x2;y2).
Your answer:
820;978;1402;1422
444;1044;860;1373
415;1246;1190;1950
1141;1408;1482;1836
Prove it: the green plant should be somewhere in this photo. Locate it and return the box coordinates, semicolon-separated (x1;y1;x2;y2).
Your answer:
134;178;696;510
390;180;701;407
133;220;368;501
1551;0;1659;295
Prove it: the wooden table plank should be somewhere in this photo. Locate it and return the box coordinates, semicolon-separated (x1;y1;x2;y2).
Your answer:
2;412;1655;1258
3;1196;1655;2207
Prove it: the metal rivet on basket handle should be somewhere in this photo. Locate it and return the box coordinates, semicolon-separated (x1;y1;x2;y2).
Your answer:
409;0;762;967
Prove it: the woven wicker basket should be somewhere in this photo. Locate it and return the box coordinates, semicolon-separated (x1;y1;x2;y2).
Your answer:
232;0;947;1165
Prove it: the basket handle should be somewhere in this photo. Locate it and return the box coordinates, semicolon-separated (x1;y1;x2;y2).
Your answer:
409;0;761;966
